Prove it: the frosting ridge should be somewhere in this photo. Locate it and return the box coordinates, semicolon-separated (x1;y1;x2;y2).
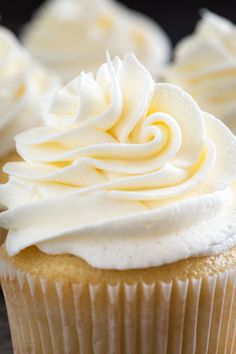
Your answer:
0;54;236;269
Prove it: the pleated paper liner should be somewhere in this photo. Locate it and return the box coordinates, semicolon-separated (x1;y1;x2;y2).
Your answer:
0;257;236;354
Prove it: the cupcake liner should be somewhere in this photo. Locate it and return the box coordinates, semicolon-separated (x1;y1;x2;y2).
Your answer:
0;257;236;354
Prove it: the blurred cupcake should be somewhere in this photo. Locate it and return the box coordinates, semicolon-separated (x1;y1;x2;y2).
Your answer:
165;11;236;133
0;26;60;185
0;54;236;353
22;0;171;82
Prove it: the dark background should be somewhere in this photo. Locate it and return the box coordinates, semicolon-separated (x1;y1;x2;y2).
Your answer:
0;0;236;45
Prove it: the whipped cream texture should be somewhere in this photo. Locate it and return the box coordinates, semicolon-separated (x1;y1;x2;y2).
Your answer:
0;26;59;158
22;0;171;82
165;11;236;133
0;54;236;270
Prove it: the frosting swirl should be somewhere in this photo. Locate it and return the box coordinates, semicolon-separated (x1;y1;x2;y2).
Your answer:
0;54;236;270
165;11;236;133
0;26;59;158
22;0;171;82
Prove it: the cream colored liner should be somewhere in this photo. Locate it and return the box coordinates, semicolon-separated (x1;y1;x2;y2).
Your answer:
0;258;236;354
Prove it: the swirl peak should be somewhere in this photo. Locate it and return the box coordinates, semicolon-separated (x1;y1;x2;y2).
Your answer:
1;54;236;269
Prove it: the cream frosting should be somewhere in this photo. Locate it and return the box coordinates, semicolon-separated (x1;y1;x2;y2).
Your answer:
0;54;236;270
0;26;60;158
22;0;171;82
165;11;236;133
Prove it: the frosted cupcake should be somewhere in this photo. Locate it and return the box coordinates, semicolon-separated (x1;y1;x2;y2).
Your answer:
165;11;236;133
0;54;236;353
22;0;171;82
0;26;60;185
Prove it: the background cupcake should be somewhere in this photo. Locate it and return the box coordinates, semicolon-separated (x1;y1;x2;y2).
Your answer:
165;11;236;133
0;26;60;245
0;26;60;184
0;54;236;353
22;0;171;82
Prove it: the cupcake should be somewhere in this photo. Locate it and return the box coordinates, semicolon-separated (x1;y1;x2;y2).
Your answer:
0;54;236;353
0;26;60;245
22;0;171;82
165;11;236;133
0;26;60;185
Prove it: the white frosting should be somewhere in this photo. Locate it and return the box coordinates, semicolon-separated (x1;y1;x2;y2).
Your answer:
22;0;171;82
165;11;236;134
0;26;60;158
0;54;236;270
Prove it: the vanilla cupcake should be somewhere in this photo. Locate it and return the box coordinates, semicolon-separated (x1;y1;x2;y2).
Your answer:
0;26;60;185
22;0;171;82
165;11;236;133
0;54;236;353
